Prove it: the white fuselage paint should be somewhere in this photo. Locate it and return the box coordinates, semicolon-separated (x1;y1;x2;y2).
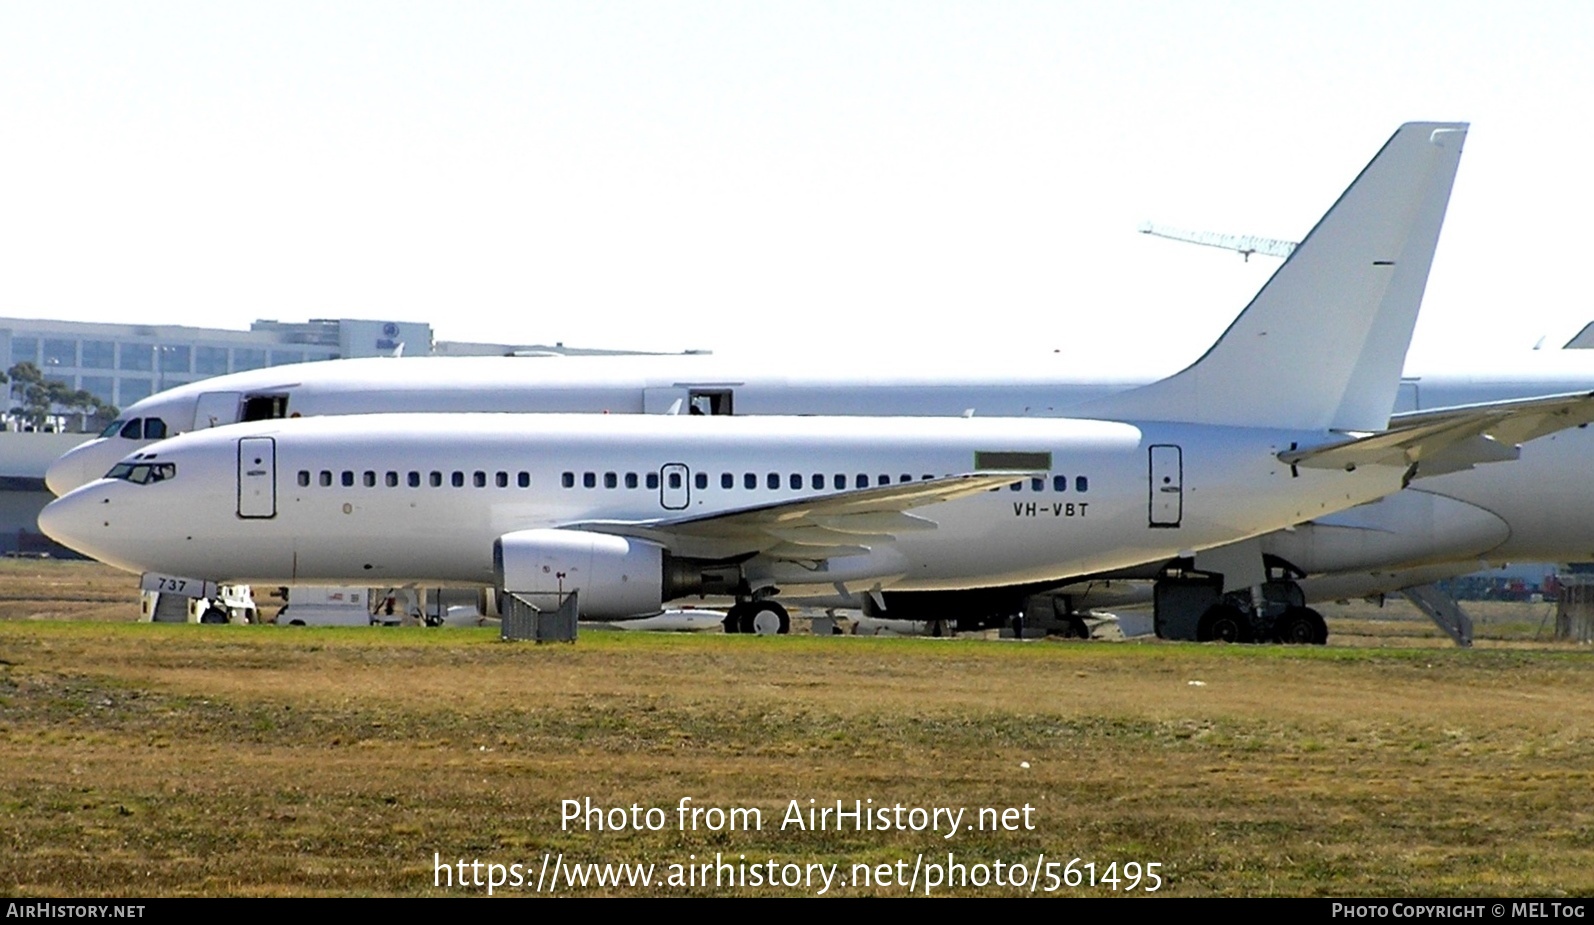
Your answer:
43;350;1594;597
40;413;1409;608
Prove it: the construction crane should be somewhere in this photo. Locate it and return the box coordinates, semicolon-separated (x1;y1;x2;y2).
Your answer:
1137;221;1297;262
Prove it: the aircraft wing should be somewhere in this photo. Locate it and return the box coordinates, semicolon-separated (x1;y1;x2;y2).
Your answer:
1279;390;1594;476
561;471;1037;560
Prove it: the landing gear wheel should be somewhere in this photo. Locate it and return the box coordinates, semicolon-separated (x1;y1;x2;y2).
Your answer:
200;605;229;624
1274;607;1328;645
1196;604;1252;643
1056;616;1091;639
739;601;790;635
723;604;748;634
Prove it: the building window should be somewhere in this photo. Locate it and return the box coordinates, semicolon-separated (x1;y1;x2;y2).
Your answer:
118;379;153;405
118;343;154;371
195;347;228;375
42;339;77;368
10;338;38;366
160;345;192;374
234;348;267;371
79;341;115;369
81;376;114;404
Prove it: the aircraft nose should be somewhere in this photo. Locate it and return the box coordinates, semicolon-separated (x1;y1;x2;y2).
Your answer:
38;490;106;561
44;442;98;497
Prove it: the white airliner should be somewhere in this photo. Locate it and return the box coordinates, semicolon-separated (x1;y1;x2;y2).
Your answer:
49;121;1586;640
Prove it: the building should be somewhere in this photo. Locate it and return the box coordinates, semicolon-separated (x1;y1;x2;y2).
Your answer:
0;316;435;413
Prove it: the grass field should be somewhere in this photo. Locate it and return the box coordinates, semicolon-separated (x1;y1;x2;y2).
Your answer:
2;559;1592;897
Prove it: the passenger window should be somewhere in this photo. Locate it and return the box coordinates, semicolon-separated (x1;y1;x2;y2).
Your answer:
341;471;354;487
453;471;466;488
474;471;487;488
1009;482;1022;491
319;471;332;487
604;472;617;489
387;472;399;487
721;473;733;489
1076;476;1089;493
562;472;574;488
119;419;143;440
812;474;823;490
834;474;845;490
744;473;756;490
855;474;867;489
363;471;376;487
409;472;421;488
767;473;779;490
695;472;708;490
1054;475;1067;492
496;472;508;488
297;470;310;487
1031;478;1044;491
519;472;531;488
583;472;595;488
878;475;889;486
789;473;801;490
900;474;911;483
431;471;443;487
646;472;660;490
144;418;167;439
668;472;682;489
624;472;637;489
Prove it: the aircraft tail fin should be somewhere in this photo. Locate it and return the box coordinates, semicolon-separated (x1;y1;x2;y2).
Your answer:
1077;122;1467;432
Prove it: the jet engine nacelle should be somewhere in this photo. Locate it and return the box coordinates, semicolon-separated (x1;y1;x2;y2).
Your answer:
494;529;665;619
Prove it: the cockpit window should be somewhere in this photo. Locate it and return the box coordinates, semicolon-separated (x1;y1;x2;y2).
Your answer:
144;418;167;439
100;419;127;438
105;462;176;485
119;419;143;440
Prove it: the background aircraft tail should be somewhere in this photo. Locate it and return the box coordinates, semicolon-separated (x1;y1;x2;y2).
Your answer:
1079;121;1467;432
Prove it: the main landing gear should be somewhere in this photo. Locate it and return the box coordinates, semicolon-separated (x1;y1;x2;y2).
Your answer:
722;597;790;635
1158;558;1329;645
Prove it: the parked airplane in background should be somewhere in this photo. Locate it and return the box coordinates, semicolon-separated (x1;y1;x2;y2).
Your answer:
49;121;1575;642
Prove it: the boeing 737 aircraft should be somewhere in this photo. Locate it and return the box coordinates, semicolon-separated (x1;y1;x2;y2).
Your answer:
50;121;1583;640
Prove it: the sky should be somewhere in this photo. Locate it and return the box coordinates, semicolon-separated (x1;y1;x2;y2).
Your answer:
2;2;1591;370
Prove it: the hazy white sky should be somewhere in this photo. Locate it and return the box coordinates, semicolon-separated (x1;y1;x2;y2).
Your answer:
2;2;1590;369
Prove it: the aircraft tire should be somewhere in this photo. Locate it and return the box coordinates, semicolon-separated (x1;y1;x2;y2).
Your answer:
1196;604;1252;643
722;605;746;634
740;601;790;635
1274;607;1325;645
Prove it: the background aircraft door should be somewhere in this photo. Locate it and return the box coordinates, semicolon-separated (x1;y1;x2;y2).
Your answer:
237;436;277;519
194;392;242;429
660;463;690;510
1149;444;1183;528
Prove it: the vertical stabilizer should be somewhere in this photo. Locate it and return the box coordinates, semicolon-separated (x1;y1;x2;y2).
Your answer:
1079;122;1467;432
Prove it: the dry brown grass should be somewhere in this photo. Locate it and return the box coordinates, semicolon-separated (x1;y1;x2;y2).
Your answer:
2;561;1594;897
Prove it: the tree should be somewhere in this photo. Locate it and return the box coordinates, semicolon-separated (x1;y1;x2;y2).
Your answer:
6;362;118;432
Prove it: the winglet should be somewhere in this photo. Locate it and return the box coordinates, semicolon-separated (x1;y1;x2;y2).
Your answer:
1078;122;1468;432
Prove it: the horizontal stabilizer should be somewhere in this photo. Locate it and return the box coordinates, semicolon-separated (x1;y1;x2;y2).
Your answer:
1280;390;1594;474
